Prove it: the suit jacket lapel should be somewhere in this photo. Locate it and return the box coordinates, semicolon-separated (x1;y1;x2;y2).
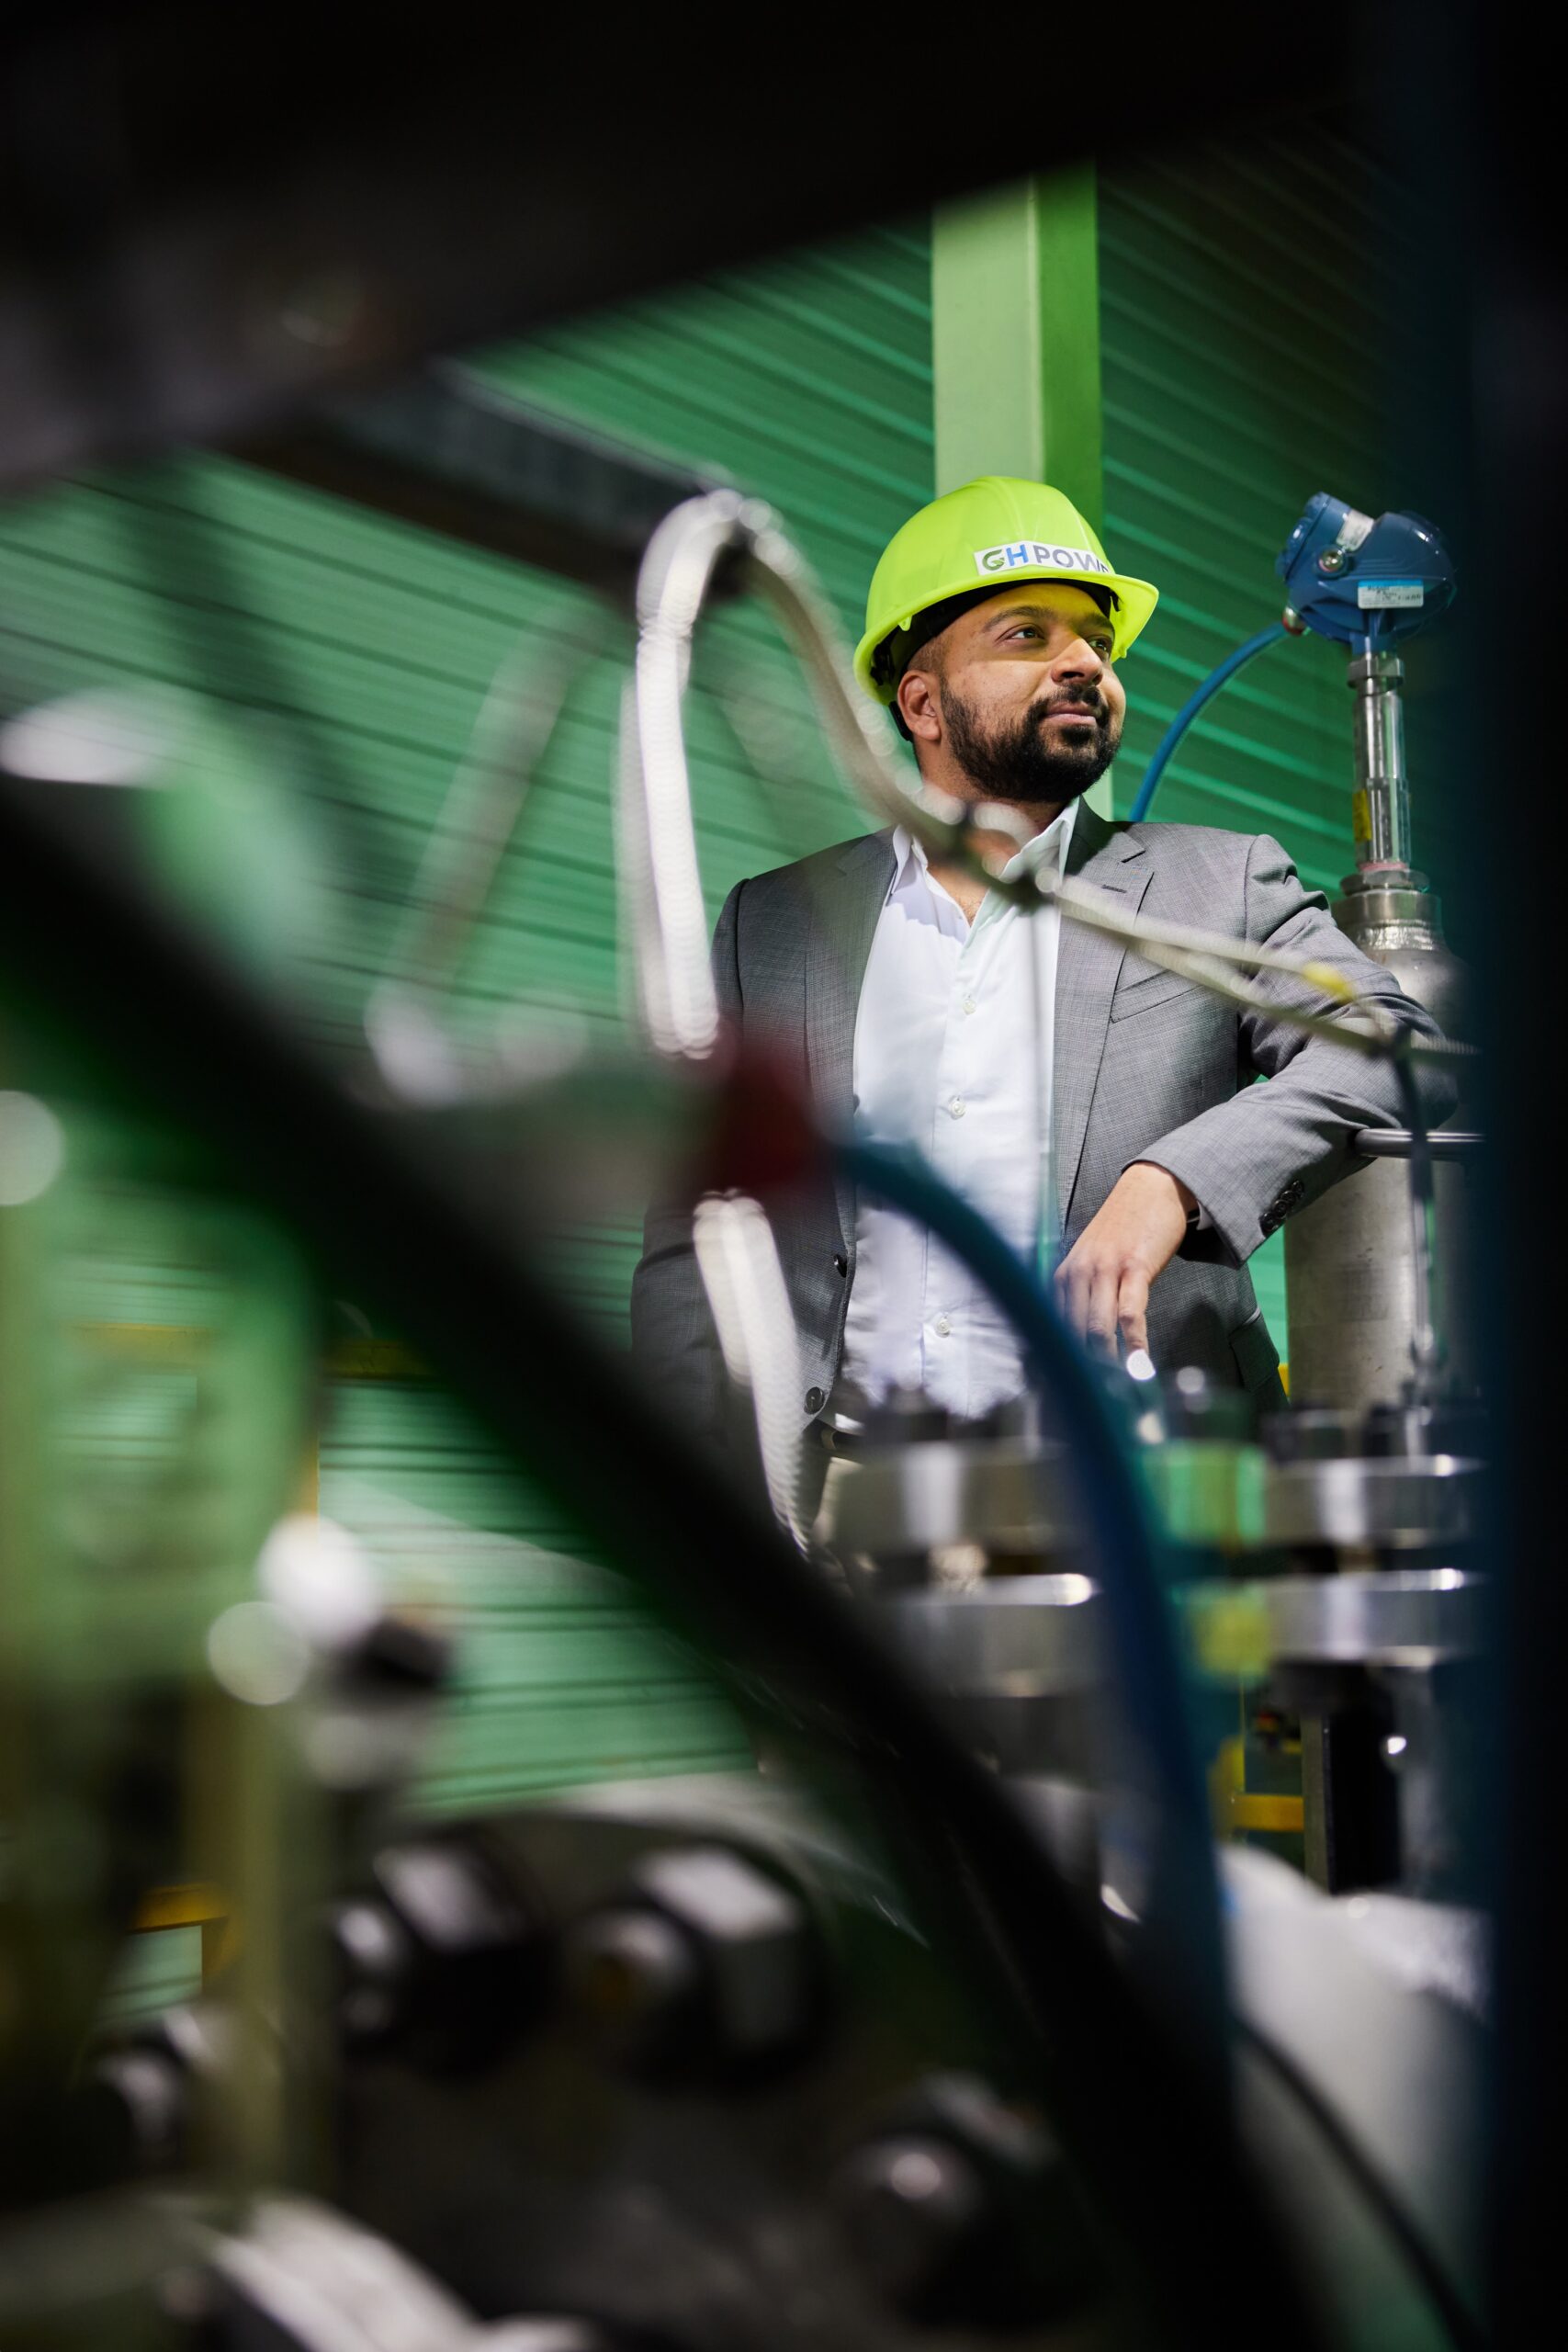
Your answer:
807;831;895;1239
1053;804;1153;1229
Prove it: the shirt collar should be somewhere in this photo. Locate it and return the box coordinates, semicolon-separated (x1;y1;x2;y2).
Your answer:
888;797;1079;895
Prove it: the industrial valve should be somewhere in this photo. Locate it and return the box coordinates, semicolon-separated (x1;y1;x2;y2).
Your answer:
1276;492;1456;649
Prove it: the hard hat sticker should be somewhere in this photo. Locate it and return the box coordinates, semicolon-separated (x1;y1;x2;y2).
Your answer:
1357;581;1425;608
973;541;1113;579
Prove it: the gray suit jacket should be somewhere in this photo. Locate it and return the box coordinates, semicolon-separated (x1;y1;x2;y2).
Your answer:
631;805;1452;1434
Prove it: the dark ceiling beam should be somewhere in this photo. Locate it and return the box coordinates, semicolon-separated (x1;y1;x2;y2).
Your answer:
235;364;719;600
0;7;1353;493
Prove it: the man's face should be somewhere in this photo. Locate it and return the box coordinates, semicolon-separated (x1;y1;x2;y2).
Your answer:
899;584;1126;806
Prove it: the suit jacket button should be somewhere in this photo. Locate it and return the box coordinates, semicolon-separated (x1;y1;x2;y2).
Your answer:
805;1386;825;1415
832;1252;848;1277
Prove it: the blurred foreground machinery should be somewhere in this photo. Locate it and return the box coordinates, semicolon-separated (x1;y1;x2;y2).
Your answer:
0;373;1490;2352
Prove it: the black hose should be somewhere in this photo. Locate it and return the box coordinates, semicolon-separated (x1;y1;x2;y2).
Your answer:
840;1138;1227;2060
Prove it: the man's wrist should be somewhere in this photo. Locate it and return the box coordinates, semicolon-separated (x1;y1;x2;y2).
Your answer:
1131;1159;1204;1229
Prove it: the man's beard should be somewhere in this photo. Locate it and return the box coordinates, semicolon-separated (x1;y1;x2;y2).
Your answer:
941;679;1121;806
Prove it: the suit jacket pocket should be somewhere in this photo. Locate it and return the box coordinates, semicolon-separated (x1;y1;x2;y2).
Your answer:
1229;1307;1282;1396
1109;967;1202;1021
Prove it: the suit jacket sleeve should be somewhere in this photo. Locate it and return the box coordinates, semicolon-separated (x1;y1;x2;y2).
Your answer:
627;879;745;1441
1137;833;1459;1268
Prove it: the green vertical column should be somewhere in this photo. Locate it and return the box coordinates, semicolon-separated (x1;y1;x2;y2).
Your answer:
931;168;1110;812
931;168;1103;516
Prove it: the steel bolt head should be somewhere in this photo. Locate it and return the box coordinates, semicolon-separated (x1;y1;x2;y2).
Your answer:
79;2046;188;2177
332;1838;535;2070
835;2075;1097;2324
830;2132;987;2307
331;1897;414;2044
373;1840;521;1961
559;1905;700;2050
562;1844;817;2077
628;1845;813;2061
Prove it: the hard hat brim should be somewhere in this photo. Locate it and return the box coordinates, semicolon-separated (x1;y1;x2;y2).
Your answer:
854;562;1160;704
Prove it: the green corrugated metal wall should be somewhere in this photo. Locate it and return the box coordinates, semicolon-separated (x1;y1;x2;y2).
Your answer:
1097;129;1406;1350
0;219;932;1809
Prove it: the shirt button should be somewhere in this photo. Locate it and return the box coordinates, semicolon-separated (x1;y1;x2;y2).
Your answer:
947;1095;965;1119
933;1315;953;1338
804;1386;825;1414
961;995;977;1016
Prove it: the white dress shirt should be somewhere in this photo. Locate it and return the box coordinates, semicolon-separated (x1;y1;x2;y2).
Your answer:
839;804;1077;1421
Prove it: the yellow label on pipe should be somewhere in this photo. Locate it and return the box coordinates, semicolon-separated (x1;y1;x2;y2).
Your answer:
1352;786;1371;845
1229;1793;1304;1834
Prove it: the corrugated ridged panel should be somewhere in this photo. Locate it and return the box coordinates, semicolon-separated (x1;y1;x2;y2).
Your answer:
100;1927;204;2026
327;1383;750;1807
0;219;932;1806
1099;131;1412;1348
485;228;932;620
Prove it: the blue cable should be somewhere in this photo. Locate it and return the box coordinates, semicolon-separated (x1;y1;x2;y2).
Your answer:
1128;622;1291;823
840;1138;1228;2052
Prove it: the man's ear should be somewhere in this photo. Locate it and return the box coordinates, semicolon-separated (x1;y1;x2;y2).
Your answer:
897;668;942;743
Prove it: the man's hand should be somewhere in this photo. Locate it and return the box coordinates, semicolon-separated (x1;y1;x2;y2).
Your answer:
1053;1161;1196;1361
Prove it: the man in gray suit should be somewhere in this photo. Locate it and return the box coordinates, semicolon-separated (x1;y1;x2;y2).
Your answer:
631;477;1450;1460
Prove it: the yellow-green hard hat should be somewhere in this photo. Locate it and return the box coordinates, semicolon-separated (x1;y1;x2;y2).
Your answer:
854;477;1160;703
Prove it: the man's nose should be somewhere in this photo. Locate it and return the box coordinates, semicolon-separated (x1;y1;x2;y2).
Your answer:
1051;637;1105;682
